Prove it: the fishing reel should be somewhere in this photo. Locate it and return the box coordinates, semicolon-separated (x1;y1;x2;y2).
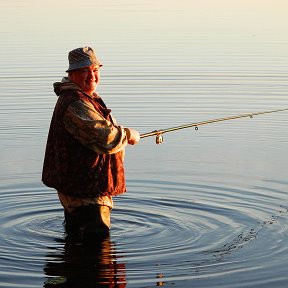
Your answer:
156;133;164;144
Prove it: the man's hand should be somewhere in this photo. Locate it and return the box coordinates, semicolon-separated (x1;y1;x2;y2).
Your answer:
124;128;140;145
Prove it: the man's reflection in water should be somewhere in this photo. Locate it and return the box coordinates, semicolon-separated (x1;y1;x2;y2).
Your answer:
43;234;126;288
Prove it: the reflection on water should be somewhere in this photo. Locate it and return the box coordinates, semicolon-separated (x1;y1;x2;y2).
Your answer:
0;168;288;288
44;236;126;288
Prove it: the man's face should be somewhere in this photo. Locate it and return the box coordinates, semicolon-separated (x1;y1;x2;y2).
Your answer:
69;65;100;95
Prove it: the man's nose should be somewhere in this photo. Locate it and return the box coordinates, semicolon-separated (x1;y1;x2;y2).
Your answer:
87;70;95;79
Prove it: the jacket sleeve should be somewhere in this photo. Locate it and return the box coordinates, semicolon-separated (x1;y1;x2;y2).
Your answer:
63;99;128;154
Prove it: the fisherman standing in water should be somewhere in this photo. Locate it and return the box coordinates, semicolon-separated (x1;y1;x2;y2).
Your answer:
42;46;140;239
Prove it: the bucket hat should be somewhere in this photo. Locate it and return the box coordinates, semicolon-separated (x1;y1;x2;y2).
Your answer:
66;46;102;72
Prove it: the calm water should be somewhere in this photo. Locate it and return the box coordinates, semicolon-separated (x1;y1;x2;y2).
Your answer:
0;1;288;287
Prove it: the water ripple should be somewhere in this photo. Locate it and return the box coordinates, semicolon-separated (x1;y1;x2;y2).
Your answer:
0;179;287;288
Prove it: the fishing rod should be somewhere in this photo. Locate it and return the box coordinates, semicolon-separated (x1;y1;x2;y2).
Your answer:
140;108;288;144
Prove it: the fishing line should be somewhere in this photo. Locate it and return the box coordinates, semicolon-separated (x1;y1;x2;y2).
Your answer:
140;108;288;144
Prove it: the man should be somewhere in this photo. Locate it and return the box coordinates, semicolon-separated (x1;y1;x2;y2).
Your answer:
42;46;140;239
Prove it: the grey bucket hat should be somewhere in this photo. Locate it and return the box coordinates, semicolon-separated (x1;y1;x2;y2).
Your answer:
66;46;102;72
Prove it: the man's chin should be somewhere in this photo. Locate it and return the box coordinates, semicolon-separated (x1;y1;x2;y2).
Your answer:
84;85;96;94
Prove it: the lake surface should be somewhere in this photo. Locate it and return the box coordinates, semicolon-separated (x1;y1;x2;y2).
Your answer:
0;1;288;287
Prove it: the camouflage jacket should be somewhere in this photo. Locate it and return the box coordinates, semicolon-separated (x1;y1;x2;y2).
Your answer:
42;78;128;198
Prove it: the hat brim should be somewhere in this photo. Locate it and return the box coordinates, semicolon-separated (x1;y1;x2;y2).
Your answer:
66;62;103;73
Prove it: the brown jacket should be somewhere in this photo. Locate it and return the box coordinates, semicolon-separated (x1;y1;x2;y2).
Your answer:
42;80;127;198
